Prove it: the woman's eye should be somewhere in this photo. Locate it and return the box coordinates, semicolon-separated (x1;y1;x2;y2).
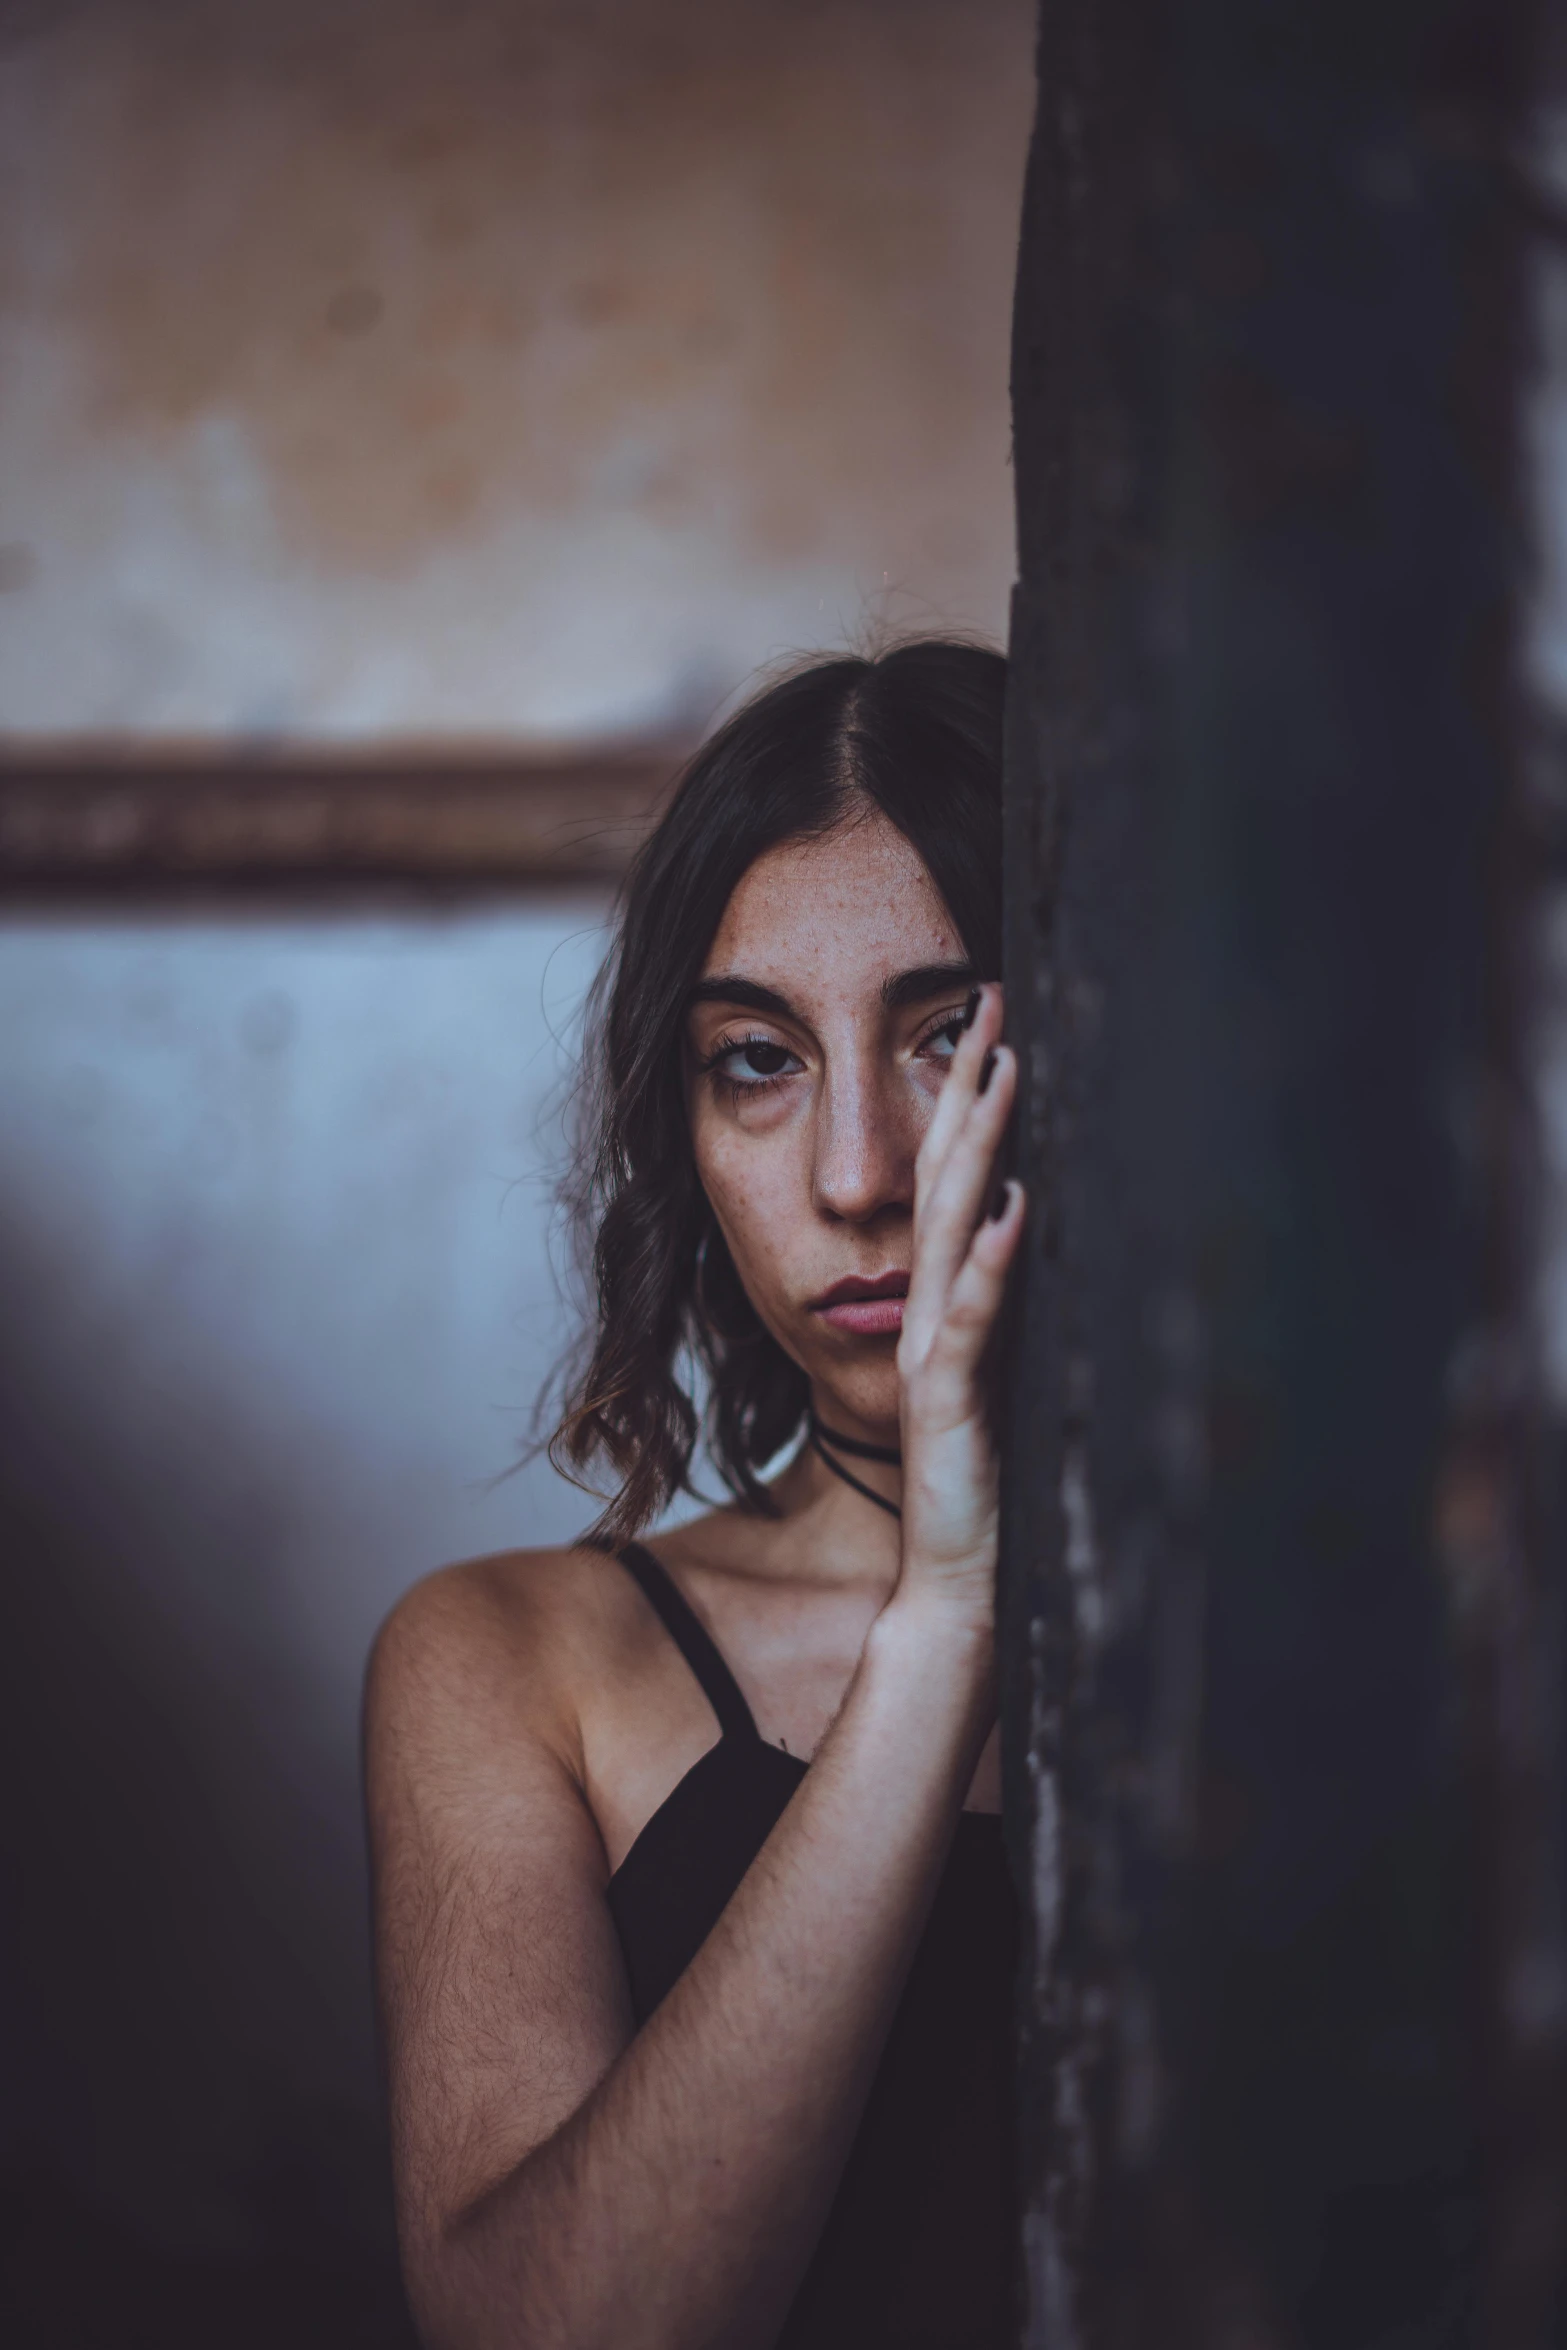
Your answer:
712;1036;799;1086
922;1015;968;1062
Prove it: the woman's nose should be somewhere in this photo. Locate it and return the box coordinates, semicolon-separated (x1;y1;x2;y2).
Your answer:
812;1055;915;1223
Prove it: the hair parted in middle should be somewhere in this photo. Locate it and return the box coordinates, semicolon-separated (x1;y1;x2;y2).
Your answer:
551;636;1006;1540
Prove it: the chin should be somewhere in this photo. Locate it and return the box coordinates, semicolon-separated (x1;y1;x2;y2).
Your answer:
812;1360;901;1434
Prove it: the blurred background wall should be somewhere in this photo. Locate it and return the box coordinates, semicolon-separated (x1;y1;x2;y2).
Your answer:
0;0;1028;742
0;1;1034;2341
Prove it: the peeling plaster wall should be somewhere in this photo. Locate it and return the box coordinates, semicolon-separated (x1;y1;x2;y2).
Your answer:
0;0;1033;743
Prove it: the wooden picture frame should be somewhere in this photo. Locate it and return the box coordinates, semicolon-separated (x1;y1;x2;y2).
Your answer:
0;748;683;892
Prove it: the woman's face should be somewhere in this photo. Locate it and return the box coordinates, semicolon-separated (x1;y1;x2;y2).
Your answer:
685;805;978;1437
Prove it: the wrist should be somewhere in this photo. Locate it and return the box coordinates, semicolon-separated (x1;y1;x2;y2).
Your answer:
865;1585;995;1700
860;1597;996;1793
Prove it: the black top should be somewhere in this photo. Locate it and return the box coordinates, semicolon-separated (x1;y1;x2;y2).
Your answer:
604;1542;1019;2350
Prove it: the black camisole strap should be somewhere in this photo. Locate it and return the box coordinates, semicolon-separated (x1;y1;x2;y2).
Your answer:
615;1541;759;1743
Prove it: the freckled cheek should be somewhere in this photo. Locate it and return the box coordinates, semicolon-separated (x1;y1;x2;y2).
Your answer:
909;1065;946;1121
692;1113;816;1321
899;1066;949;1152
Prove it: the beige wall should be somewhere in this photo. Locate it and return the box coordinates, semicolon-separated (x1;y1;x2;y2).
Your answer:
0;0;1033;746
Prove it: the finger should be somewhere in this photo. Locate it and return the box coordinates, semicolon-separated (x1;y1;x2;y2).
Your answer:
916;983;1005;1197
906;1047;1016;1351
916;1042;1016;1274
903;1047;1017;1350
908;1179;1025;1397
917;983;1002;1184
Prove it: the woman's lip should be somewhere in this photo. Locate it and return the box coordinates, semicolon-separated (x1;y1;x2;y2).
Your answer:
816;1296;906;1337
813;1272;910;1305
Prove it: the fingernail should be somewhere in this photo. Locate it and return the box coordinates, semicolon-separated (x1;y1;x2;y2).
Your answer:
961;986;982;1031
987;1179;1010;1222
978;1045;997;1094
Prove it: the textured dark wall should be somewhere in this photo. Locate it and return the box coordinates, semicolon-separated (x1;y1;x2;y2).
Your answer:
1001;0;1566;2342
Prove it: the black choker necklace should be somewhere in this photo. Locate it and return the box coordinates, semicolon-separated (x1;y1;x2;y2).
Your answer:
808;1412;902;1520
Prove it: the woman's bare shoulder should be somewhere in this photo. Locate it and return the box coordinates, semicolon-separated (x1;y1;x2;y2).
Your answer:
365;1542;632;1765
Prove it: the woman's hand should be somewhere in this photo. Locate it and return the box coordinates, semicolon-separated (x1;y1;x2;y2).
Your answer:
893;983;1024;1631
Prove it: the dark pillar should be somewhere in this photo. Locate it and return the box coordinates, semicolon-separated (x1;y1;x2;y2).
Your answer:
1000;2;1567;2343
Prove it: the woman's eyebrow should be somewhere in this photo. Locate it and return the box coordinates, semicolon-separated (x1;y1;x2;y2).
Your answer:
687;974;797;1019
689;964;977;1020
881;960;977;1009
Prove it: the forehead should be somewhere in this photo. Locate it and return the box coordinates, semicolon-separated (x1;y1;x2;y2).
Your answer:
702;809;960;994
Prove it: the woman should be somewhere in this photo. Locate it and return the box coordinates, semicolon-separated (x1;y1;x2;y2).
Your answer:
366;638;1025;2349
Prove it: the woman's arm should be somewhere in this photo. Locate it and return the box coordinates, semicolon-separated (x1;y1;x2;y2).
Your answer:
370;1571;993;2350
366;992;1022;2350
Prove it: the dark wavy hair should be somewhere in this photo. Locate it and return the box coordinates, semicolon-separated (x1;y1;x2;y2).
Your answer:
550;637;1006;1539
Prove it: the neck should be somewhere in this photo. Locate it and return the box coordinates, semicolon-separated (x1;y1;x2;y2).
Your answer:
809;1408;900;1466
806;1387;901;1457
804;1397;903;1520
752;1437;902;1590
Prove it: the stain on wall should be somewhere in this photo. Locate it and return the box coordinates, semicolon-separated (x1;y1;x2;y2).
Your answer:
0;0;1034;742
